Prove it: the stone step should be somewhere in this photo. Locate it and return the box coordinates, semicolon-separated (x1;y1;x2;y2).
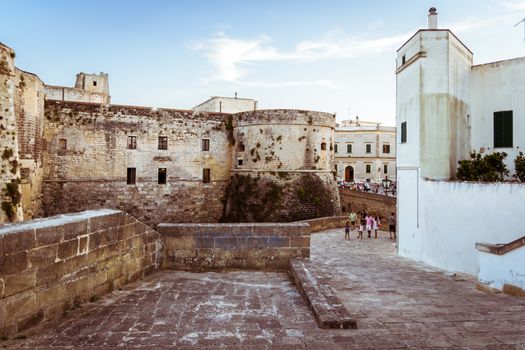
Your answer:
289;258;357;329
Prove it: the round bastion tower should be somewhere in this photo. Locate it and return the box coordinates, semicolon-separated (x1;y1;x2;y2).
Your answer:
221;109;341;222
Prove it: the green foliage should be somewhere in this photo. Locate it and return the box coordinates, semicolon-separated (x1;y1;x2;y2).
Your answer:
2;179;21;222
457;151;509;182
89;294;100;303
289;173;335;221
515;152;525;182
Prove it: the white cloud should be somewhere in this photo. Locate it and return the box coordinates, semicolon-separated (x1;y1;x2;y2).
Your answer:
500;0;525;10
191;13;515;86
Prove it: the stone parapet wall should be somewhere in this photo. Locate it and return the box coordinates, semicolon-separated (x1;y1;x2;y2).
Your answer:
339;189;396;221
158;222;310;270
299;216;348;233
0;209;161;336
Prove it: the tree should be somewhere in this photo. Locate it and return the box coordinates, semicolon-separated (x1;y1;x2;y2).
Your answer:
457;151;509;182
515;152;525;182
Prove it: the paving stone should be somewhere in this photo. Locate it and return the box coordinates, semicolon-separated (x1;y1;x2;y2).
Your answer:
5;229;525;348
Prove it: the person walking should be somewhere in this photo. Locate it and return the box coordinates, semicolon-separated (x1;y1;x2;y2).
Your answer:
358;213;366;239
373;215;381;239
344;221;351;240
349;211;357;231
388;212;396;240
365;214;373;238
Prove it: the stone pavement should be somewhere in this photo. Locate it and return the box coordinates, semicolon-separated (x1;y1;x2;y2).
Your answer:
4;229;525;349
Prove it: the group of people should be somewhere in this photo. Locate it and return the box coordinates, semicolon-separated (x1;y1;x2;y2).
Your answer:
345;211;396;240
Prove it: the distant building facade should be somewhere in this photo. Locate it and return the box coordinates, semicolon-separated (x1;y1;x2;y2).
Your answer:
193;95;257;113
396;8;525;290
334;118;396;183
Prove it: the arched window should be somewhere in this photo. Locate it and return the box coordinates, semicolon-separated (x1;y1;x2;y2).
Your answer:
238;142;245;152
59;139;67;150
321;142;326;151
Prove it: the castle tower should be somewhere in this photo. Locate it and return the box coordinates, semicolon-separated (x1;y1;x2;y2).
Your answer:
221;109;341;222
0;43;23;223
395;8;473;259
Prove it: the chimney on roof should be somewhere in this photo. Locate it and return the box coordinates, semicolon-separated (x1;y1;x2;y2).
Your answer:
428;7;438;29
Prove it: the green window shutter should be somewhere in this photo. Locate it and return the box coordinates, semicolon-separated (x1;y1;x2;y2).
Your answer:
401;122;407;143
494;111;513;148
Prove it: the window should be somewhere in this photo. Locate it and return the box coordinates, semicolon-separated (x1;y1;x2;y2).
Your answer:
494;111;513;148
383;144;390;154
401;122;407;143
20;167;30;180
321;142;326;150
127;168;136;185
384;164;388;174
366;164;371;173
93;81;97;86
202;138;210;151
158;168;167;184
238;143;245;152
237;158;244;167
334;144;338;153
203;168;211;183
127;136;137;149
346;144;352;154
158;136;168;150
59;139;67;150
402;55;406;65
366;144;372;154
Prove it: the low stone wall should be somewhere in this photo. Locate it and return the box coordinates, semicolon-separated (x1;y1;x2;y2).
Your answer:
0;209;161;336
158;223;310;270
299;216;348;233
339;189;396;221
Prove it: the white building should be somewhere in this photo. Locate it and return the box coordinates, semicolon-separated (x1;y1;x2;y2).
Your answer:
334;118;396;183
396;8;525;291
193;95;257;113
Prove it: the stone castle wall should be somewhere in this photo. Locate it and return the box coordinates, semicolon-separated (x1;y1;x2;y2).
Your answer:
2;44;342;226
0;43;23;223
42;101;232;226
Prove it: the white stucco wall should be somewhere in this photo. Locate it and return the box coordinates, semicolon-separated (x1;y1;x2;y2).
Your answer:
193;97;257;113
398;180;525;276
478;246;525;290
471;57;525;175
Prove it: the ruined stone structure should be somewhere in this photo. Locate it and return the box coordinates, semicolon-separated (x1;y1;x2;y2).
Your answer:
0;42;340;226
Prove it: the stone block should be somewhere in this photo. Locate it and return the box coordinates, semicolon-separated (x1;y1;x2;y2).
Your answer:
61;255;88;276
246;237;268;249
63;220;88;240
268;236;290;248
89;213;119;233
79;236;88;254
4;269;36;297
36;225;64;246
57;239;78;260
88;231;101;251
2;230;35;253
117;224;134;241
251;224;276;236
36;261;64;286
99;228;118;245
29;245;57;268
214;237;237;249
37;285;65;308
3;291;37;325
133;222;147;236
0;251;29;276
291;236;310;248
194;237;214;249
107;263;123;282
17;309;44;331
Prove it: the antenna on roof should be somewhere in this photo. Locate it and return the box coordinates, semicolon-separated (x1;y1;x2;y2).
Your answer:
515;17;525;41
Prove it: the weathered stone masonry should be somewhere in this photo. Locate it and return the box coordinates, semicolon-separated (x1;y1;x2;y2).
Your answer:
1;42;341;225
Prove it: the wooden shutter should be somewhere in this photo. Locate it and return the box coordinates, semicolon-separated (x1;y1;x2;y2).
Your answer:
494;111;513;148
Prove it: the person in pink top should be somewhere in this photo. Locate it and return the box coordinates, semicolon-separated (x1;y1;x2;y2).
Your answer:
365;214;373;238
373;215;381;239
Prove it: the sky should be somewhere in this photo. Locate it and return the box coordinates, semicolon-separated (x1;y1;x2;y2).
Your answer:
2;1;525;125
